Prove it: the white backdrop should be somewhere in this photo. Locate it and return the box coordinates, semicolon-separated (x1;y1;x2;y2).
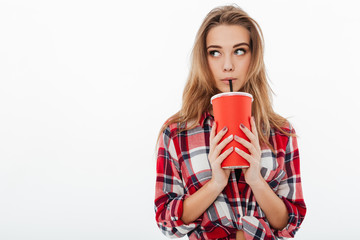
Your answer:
1;0;360;239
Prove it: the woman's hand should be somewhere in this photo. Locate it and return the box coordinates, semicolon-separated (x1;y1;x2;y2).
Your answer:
208;122;233;189
234;116;263;186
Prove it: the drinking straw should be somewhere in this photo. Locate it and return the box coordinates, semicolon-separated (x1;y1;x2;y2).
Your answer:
229;80;233;92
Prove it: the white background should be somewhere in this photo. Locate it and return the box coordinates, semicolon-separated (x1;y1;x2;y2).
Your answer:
0;0;359;239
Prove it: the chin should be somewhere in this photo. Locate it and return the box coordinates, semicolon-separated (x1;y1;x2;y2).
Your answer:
221;88;239;93
216;85;240;93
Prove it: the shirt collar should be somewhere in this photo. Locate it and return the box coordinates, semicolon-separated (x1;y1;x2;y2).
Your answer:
199;111;214;128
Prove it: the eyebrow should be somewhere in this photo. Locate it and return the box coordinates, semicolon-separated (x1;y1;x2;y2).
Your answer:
206;42;250;49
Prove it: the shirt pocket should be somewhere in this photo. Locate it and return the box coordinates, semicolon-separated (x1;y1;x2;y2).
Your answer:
260;149;285;191
183;147;212;192
260;149;278;180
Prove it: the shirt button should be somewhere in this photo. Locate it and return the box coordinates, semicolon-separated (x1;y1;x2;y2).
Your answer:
237;214;241;218
164;222;167;225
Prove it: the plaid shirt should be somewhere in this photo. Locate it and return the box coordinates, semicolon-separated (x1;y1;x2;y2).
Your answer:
154;112;306;240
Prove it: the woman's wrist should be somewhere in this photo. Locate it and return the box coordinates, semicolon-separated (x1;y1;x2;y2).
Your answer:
247;175;267;190
208;178;227;193
182;179;226;224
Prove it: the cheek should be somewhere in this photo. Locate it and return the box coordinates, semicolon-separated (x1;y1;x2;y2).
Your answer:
207;58;218;75
245;55;252;69
239;56;251;72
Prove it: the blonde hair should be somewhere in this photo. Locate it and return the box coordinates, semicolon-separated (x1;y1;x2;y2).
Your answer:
158;5;294;151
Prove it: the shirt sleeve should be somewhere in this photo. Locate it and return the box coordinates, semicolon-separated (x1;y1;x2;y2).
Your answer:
154;127;200;238
273;125;307;238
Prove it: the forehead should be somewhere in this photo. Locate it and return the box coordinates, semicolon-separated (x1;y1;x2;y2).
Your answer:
206;25;250;46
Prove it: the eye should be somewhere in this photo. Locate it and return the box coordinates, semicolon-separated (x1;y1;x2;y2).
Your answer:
234;48;246;56
209;50;221;57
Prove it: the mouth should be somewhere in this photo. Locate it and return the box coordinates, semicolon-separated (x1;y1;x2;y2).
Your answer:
220;78;237;85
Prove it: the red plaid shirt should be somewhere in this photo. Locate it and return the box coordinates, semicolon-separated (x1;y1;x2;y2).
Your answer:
154;112;306;239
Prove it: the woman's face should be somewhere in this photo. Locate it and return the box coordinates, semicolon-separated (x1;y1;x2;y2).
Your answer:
206;24;252;93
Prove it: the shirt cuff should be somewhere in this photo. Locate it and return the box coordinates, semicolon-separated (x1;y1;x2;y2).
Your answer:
274;196;303;238
157;195;200;238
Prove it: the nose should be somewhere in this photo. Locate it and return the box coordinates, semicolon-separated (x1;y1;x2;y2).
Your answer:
223;56;234;72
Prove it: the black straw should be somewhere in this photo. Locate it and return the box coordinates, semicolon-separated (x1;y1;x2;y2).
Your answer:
229;80;233;92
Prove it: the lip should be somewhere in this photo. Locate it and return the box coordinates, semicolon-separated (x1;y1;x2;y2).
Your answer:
220;78;237;84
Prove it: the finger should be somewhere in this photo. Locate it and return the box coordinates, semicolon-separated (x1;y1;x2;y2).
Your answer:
210;122;217;141
215;146;234;165
234;135;257;155
209;123;219;157
211;125;228;147
240;123;257;144
251;116;259;139
250;117;261;150
234;147;255;164
213;134;233;157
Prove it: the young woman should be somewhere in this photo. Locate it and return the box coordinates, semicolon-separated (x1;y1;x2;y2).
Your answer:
154;5;306;240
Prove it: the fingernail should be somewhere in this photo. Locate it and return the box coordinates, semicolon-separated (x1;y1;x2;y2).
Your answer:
240;123;245;128
229;146;234;151
235;147;241;153
227;134;233;140
222;126;228;131
234;135;241;141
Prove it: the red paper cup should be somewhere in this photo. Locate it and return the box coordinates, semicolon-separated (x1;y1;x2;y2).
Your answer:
210;92;253;169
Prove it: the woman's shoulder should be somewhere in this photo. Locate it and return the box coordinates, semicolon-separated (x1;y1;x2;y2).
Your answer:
271;118;296;136
268;118;298;151
161;120;178;136
160;118;186;138
161;112;208;137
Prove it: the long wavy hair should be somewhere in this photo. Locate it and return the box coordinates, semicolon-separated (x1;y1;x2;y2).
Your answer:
158;5;294;151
